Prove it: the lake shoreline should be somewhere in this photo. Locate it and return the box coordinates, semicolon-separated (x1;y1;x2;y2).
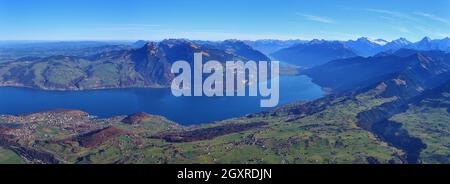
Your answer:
0;75;324;125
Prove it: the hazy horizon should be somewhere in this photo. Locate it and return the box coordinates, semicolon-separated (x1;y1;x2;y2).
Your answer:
1;0;449;41
0;35;447;43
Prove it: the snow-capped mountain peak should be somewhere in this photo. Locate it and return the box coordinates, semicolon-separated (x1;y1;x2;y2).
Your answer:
391;38;411;45
355;37;388;46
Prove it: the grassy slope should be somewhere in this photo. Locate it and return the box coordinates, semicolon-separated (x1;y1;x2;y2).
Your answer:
32;91;404;164
390;92;450;164
0;147;26;164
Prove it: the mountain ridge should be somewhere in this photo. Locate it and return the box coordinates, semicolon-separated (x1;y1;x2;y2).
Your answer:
0;39;271;90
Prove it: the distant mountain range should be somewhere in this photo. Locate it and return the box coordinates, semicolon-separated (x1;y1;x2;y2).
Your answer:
406;37;450;52
243;39;306;56
271;39;358;67
268;37;450;67
342;37;450;57
341;37;409;57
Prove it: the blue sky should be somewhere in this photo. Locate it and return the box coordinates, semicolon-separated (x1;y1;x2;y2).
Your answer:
0;0;449;41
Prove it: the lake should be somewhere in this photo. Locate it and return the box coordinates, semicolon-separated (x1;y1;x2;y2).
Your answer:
0;75;323;125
